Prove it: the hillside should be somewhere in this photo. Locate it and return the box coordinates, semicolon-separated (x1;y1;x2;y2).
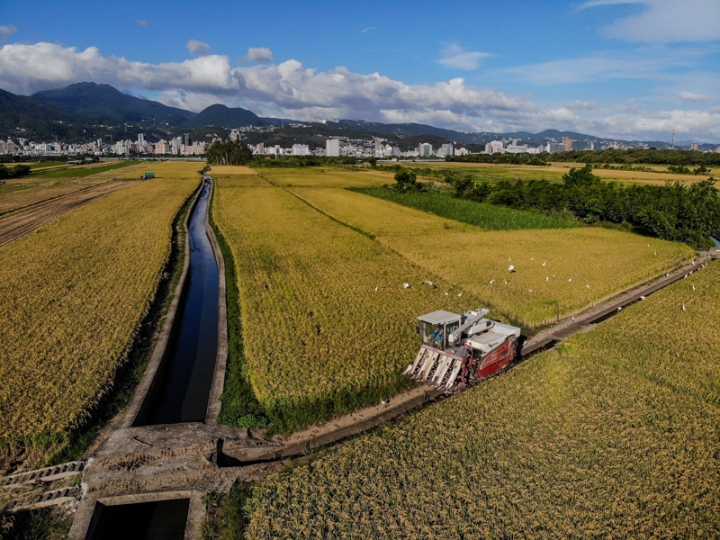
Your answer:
33;82;195;126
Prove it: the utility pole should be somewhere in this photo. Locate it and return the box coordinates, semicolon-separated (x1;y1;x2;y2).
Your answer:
671;129;676;150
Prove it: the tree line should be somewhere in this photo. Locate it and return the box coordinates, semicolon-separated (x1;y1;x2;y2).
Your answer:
448;148;720;167
445;165;720;249
0;163;31;179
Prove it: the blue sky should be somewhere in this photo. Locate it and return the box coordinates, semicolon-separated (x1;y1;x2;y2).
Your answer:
1;0;719;141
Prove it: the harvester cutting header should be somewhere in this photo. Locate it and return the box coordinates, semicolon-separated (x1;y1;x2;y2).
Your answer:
404;308;521;391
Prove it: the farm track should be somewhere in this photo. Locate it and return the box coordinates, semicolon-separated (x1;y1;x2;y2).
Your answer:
0;181;134;249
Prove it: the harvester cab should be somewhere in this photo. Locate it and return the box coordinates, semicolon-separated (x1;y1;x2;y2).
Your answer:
404;308;520;391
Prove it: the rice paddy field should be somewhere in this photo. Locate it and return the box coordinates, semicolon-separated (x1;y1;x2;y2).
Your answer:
403;160;711;186
282;181;693;327
211;165;694;434
0;162;199;461
211;171;471;422
0;162;147;215
242;255;720;539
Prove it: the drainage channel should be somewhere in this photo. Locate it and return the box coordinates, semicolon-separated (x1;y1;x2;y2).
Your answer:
133;178;219;426
84;178;221;539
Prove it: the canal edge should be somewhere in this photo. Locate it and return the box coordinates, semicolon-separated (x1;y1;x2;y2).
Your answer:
119;176;205;429
204;176;229;424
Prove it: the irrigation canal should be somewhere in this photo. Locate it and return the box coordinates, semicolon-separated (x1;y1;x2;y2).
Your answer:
134;178;220;426
85;178;221;538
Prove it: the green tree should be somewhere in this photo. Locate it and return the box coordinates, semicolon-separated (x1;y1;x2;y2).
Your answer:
206;140;253;165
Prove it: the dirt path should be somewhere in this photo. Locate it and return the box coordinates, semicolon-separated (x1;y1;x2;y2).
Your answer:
0;181;134;248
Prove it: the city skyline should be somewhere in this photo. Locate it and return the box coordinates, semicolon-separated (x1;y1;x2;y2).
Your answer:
1;0;719;142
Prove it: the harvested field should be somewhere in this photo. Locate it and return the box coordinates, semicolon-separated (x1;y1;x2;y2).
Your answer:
283;184;694;326
0;181;132;248
0;162;147;215
243;259;720;539
0;162;199;462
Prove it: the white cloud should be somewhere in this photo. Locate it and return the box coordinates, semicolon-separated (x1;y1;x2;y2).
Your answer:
243;47;273;63
0;42;235;95
0;41;718;141
137;19;148;27
438;43;491;71
566;100;597;110
678;91;713;103
582;0;720;42
186;39;211;56
0;25;18;41
362;27;375;33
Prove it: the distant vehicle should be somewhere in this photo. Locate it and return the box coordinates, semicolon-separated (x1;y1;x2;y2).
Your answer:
141;172;155;180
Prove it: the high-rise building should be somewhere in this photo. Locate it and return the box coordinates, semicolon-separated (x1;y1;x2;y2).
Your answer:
562;137;573;152
183;133;191;147
690;142;699;151
229;129;241;142
137;133;145;145
485;140;504;154
292;144;309;156
441;143;454;157
326;138;340;157
418;143;433;157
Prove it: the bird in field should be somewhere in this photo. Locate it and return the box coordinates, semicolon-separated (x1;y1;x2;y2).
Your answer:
489;279;495;285
403;283;410;289
546;276;549;282
542;261;547;267
531;257;534;261
568;278;572;282
445;291;449;296
684;274;687;279
528;289;533;293
654;251;657;256
508;265;515;272
587;284;590;288
617;306;623;311
423;280;436;287
692;285;696;291
666;273;670;277
692;260;695;266
381;400;388;406
682;304;686;311
571;316;575;322
458;292;463;297
640;296;646;300
375;286;379;292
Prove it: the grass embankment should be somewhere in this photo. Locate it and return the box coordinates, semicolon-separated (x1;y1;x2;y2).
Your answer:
355;187;579;230
239;258;720;539
0;162;200;468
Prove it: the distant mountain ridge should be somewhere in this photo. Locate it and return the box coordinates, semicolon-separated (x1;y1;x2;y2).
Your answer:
0;82;713;148
33;82;195;126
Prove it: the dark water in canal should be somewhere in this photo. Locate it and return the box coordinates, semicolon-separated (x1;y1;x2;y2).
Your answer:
134;180;219;425
85;498;189;540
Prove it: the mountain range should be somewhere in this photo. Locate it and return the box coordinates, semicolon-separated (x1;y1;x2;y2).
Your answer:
0;82;714;150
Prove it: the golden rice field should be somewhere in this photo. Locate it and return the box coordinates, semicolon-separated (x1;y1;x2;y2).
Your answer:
0;163;199;453
255;167;392;188
0;162;147;215
243;258;720;539
212;172;472;406
409;160;710;186
283;184;694;326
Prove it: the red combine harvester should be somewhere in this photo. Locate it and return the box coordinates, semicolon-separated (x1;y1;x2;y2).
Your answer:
404;308;521;391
